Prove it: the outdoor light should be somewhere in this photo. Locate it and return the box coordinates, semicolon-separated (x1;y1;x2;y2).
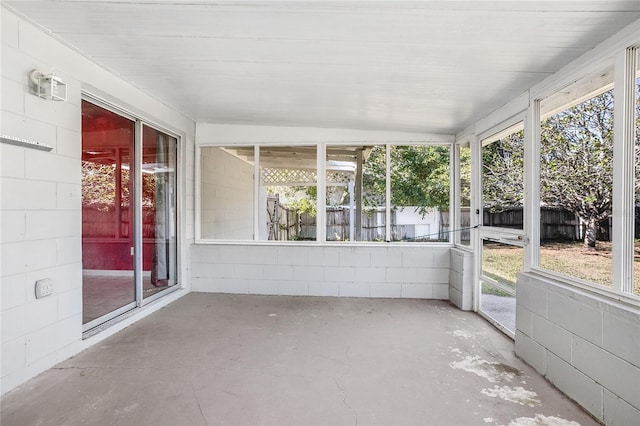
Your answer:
29;69;67;101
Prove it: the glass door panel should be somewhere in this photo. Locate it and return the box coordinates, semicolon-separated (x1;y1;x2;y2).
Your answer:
142;125;178;299
82;101;136;325
480;239;523;334
480;122;526;336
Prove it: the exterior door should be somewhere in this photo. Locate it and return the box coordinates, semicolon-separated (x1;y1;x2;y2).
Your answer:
478;122;526;336
81;99;178;330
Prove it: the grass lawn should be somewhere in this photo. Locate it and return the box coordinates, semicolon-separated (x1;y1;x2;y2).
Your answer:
482;241;640;297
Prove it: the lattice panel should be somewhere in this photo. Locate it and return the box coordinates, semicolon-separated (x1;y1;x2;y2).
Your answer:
261;168;317;185
326;171;352;184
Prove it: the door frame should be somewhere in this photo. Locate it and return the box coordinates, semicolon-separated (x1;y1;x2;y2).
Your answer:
473;116;528;338
81;94;181;333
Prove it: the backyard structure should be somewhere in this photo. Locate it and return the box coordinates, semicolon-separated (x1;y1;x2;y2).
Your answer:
1;3;640;425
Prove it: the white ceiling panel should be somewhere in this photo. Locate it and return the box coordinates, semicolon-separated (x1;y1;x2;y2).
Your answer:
5;1;640;133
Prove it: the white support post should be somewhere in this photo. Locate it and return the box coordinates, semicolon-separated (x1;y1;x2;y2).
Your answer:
253;145;260;240
355;148;363;241
453;143;461;245
449;142;455;243
612;48;637;294
470;134;481;312
348;180;355;241
317;143;326;243
524;96;540;272
385;144;392;242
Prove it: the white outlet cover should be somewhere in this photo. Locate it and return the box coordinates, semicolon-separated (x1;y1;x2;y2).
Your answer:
35;278;54;299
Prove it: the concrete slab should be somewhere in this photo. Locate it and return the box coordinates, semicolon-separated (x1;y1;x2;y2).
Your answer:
1;294;597;426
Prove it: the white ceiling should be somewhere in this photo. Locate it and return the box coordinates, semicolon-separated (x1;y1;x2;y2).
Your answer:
5;1;640;134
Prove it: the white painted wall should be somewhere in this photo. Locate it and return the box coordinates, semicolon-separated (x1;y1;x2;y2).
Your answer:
1;8;195;395
200;147;254;239
192;244;450;299
516;274;640;424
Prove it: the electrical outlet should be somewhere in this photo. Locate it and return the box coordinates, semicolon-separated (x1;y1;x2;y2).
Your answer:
35;278;54;299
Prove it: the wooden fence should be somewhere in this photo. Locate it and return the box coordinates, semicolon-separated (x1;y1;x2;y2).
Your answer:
484;207;612;241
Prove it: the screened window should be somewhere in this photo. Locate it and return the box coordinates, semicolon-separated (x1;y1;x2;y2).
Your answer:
199;143;452;243
538;67;614;287
458;143;471;246
325;145;386;242
260;146;318;241
390;145;451;242
482;126;525;231
200;146;255;240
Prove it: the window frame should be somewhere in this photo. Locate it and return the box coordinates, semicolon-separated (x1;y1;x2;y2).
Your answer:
528;46;640;302
196;141;455;246
81;93;183;331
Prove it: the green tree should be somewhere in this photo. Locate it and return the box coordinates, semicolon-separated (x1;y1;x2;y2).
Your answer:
541;90;614;249
482;131;525;213
363;145;450;216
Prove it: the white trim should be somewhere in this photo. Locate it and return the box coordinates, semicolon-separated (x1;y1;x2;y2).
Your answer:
471;134;482;312
192;240;454;248
194;141;202;240
448;143;454;244
526;269;640;309
253;145;261;240
385;144;392;242
478;116;526;144
613;47;638;294
317;143;326;243
524;102;540;272
453;144;462;245
475;92;529;139
196;123;454;145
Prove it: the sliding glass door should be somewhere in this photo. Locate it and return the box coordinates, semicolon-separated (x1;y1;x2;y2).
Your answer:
82;99;178;330
141;125;178;300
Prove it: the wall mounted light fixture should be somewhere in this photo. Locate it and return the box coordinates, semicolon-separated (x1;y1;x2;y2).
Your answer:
29;69;67;101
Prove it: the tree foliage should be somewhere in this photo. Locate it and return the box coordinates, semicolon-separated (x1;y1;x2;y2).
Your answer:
460;146;471;208
363;145;450;216
482;131;525;214
540;89;615;248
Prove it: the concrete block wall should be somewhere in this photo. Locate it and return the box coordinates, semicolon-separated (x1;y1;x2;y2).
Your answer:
200;147;254;239
192;244;450;299
449;248;473;310
515;273;640;425
1;8;195;395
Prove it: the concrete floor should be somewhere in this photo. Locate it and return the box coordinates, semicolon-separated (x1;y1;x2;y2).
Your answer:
83;274;171;323
1;294;596;426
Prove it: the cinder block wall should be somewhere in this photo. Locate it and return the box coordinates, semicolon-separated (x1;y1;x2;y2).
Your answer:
1;9;194;395
449;248;473;310
515;273;640;424
192;244;450;299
